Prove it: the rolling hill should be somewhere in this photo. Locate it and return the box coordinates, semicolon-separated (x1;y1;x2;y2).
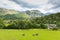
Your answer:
0;8;44;20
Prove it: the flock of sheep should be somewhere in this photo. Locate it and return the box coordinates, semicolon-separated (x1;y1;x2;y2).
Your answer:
22;33;39;36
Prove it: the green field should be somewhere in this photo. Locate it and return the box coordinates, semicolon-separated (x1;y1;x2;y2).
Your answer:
0;29;60;40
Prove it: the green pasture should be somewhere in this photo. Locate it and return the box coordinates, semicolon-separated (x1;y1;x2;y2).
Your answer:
0;29;60;40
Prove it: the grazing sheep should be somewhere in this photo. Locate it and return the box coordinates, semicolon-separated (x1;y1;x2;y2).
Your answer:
32;34;35;36
32;33;38;36
22;34;25;36
35;33;38;36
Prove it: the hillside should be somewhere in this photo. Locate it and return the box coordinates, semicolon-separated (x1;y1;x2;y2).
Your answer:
26;10;44;17
41;12;60;24
0;8;19;15
0;8;60;29
0;8;44;20
0;8;60;21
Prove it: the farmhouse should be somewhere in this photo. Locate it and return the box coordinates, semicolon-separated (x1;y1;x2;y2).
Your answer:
46;24;57;29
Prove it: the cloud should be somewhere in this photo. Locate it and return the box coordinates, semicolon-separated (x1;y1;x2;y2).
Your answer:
21;0;48;5
48;0;60;9
10;0;60;13
0;0;60;13
11;0;40;8
44;0;60;13
11;0;48;8
0;0;25;11
11;0;51;13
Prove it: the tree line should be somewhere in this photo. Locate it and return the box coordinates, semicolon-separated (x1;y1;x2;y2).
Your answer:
0;12;60;29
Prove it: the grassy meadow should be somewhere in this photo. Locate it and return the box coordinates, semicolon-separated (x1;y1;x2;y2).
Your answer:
0;29;60;40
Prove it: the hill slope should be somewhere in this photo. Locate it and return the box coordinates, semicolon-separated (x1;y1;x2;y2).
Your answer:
0;8;44;20
41;12;60;24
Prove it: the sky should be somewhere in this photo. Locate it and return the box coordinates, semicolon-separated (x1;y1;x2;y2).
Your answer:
0;0;60;13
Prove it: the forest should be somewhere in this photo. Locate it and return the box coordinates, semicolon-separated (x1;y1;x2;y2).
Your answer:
0;12;60;30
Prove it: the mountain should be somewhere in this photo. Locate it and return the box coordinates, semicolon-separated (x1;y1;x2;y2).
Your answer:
0;8;29;20
0;8;19;15
44;12;52;15
0;8;44;16
0;8;44;20
41;12;60;24
26;10;44;17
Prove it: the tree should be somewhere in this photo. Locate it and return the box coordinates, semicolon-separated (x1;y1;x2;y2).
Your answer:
40;23;47;29
0;18;4;28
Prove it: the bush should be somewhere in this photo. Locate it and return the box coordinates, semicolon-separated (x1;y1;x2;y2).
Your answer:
0;23;4;29
40;24;47;29
52;27;58;30
56;23;60;28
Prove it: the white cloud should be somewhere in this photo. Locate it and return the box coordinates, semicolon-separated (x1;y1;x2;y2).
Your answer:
10;0;57;13
0;0;60;13
38;3;54;13
21;0;48;5
0;0;25;11
50;7;60;13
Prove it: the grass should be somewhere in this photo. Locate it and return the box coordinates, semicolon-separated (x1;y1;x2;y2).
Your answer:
0;29;60;40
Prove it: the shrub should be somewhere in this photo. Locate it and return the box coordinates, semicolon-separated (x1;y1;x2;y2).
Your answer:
52;27;58;30
40;24;48;29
